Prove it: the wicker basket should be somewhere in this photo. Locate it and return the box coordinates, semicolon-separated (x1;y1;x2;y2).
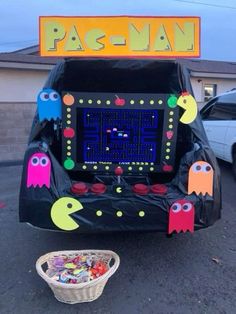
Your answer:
36;250;120;304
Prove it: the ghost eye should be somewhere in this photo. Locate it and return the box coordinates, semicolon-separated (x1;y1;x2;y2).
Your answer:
31;156;39;166
182;203;192;212
171;203;181;213
40;156;49;167
192;163;202;172
40;92;49;101
49;92;59;101
202;164;212;172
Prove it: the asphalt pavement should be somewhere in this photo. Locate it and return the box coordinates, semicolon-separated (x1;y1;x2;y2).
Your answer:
0;160;235;314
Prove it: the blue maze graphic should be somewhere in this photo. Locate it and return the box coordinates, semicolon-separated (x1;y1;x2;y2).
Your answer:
81;108;160;163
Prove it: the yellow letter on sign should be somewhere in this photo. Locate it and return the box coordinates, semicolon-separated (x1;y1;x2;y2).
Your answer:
154;25;172;51
45;22;66;51
175;22;195;51
129;24;150;51
65;26;84;51
85;29;105;51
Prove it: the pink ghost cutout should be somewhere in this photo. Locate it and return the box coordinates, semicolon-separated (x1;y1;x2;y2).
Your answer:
27;153;51;188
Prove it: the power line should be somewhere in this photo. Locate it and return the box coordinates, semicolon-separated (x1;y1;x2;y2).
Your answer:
173;0;236;9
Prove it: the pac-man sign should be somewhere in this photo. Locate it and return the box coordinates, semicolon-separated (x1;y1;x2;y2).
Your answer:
39;16;200;58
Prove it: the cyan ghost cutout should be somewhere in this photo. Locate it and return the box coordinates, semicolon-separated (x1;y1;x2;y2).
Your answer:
37;88;61;122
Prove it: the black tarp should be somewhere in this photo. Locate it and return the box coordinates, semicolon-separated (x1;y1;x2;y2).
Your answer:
19;58;221;233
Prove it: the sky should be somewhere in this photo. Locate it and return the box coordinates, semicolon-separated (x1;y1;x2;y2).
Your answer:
0;0;236;61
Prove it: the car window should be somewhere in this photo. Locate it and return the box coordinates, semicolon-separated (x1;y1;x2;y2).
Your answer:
201;98;217;120
201;105;213;120
220;92;236;104
203;93;236;121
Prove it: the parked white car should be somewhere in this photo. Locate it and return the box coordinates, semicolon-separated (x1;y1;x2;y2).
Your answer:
200;90;236;179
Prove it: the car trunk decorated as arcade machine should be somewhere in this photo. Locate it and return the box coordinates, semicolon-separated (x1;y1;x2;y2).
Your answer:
19;16;221;234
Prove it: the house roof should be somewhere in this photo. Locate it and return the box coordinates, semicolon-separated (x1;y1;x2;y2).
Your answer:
0;53;58;65
2;46;236;77
0;52;59;70
13;45;39;55
179;59;236;75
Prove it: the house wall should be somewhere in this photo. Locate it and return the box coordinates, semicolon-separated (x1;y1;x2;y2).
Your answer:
0;68;49;162
191;77;236;109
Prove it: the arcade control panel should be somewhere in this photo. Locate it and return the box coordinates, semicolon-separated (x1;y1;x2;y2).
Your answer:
70;172;168;198
62;92;179;174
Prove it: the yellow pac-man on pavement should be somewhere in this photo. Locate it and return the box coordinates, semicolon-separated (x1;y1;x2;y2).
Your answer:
177;92;197;124
51;197;83;231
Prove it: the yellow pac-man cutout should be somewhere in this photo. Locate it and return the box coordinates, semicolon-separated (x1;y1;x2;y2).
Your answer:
177;92;198;124
51;197;83;231
116;187;122;193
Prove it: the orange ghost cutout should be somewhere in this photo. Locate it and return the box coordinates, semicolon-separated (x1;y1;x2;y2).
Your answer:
177;92;197;124
188;161;214;196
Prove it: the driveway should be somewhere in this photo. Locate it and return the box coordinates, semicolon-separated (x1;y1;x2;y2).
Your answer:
0;160;235;314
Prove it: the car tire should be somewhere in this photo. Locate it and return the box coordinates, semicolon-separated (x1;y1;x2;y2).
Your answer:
233;151;236;180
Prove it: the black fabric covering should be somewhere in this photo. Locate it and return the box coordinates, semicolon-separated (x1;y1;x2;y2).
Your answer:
19;59;221;233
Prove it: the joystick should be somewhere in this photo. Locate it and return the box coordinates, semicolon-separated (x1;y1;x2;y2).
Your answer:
113;166;125;195
115;166;123;184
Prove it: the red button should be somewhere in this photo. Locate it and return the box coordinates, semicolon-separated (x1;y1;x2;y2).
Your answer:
91;183;106;194
150;184;167;195
132;184;149;195
71;182;88;195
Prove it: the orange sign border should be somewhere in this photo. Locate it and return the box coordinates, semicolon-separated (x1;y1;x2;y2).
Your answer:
39;16;201;58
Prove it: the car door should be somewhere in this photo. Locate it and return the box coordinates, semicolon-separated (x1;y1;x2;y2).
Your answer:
201;97;229;159
218;94;236;162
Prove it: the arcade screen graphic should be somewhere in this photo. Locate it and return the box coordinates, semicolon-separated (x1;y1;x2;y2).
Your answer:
62;92;179;174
